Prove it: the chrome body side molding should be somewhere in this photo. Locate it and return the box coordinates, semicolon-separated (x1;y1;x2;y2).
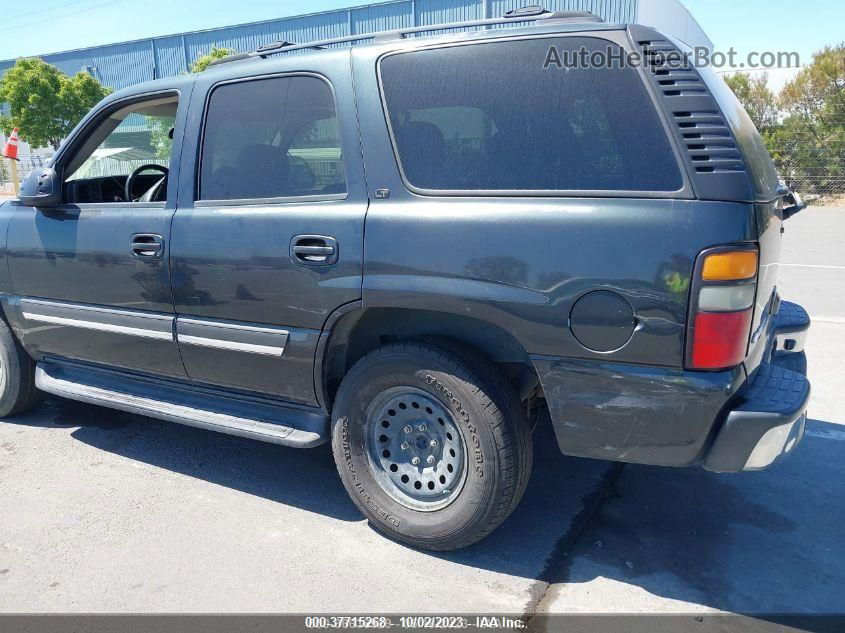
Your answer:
18;299;291;357
176;318;288;357
20;298;174;341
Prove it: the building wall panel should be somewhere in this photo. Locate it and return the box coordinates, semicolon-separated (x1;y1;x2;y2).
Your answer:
1;0;656;90
351;1;414;36
154;36;189;77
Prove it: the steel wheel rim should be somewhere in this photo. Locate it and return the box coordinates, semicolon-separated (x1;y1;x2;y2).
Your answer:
364;386;467;512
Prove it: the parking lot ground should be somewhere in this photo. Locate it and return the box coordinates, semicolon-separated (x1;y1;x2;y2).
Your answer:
0;207;843;616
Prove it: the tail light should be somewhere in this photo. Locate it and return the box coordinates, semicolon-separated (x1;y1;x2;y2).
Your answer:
686;247;758;370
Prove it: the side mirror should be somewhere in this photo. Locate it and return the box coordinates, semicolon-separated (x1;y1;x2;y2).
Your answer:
19;167;62;208
782;189;807;220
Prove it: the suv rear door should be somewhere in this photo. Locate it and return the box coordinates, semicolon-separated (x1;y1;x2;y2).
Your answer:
170;51;366;405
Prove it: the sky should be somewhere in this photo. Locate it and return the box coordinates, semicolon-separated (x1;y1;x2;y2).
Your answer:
1;0;843;85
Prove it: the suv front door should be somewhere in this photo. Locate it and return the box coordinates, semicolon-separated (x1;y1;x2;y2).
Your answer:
6;90;189;379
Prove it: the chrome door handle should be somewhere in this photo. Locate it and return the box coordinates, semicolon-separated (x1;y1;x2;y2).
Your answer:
131;233;164;259
291;235;338;266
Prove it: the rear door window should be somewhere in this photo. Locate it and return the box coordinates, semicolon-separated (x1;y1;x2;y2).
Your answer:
379;37;684;193
199;75;346;201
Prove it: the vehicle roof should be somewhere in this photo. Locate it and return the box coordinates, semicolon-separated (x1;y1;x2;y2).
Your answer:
110;19;633;99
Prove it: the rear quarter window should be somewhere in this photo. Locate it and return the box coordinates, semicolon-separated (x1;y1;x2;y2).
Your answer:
379;37;684;194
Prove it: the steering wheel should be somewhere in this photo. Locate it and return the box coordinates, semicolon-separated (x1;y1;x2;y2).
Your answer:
125;164;169;202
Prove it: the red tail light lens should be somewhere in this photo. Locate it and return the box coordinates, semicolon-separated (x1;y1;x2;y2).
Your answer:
690;309;753;369
686;247;758;371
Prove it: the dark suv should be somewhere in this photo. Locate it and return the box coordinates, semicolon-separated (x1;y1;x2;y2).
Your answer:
2;8;810;550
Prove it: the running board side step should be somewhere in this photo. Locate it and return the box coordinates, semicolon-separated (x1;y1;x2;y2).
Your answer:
35;362;328;448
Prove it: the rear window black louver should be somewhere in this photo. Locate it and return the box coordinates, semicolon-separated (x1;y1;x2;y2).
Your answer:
639;38;746;175
630;25;754;201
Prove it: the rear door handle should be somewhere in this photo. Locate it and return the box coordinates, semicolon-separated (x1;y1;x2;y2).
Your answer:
291;235;338;266
131;233;164;259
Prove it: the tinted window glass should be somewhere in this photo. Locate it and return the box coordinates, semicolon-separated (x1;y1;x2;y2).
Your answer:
200;76;346;200
380;38;683;192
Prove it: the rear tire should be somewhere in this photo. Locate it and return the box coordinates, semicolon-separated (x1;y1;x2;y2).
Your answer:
331;341;532;551
0;317;45;418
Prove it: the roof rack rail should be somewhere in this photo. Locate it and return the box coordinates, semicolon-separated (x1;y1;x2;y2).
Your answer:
206;6;603;68
207;40;327;68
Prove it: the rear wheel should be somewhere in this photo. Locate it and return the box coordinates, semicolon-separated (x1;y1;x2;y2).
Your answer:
331;341;532;550
0;318;45;418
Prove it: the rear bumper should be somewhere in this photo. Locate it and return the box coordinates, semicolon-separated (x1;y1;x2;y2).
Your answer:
703;359;809;472
704;301;811;472
533;301;810;471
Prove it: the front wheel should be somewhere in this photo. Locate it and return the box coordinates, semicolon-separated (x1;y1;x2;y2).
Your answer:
0;317;45;418
331;341;532;550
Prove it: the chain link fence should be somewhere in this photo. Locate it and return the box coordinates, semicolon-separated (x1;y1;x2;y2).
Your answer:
1;153;51;185
773;133;845;200
760;98;845;201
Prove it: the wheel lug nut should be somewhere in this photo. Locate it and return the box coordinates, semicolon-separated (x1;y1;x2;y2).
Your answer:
400;442;409;450
430;439;438;448
411;457;420;466
426;455;435;464
403;425;412;433
418;424;427;432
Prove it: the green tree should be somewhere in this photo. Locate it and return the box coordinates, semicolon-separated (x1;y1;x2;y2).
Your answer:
777;44;845;194
780;45;845;127
723;71;779;133
190;47;235;73
149;116;176;159
0;58;111;150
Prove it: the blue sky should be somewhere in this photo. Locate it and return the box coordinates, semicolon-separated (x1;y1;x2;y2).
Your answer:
1;0;843;68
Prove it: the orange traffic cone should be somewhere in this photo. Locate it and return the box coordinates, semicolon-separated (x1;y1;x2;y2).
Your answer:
2;128;20;160
2;128;21;196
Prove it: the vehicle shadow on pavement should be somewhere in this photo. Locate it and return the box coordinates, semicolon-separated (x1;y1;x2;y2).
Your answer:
5;397;614;581
547;418;845;614
6;397;363;522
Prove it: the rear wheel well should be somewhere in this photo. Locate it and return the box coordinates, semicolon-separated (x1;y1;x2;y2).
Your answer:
321;308;541;409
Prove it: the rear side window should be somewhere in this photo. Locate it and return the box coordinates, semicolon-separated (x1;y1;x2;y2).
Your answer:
379;37;683;193
199;75;346;201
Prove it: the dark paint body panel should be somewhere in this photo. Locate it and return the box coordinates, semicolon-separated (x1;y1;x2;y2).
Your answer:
361;197;755;366
745;200;783;378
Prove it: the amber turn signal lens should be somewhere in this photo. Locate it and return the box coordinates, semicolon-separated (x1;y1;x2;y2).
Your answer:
701;251;758;281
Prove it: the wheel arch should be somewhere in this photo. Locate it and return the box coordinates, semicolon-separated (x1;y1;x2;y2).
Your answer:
315;306;540;410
